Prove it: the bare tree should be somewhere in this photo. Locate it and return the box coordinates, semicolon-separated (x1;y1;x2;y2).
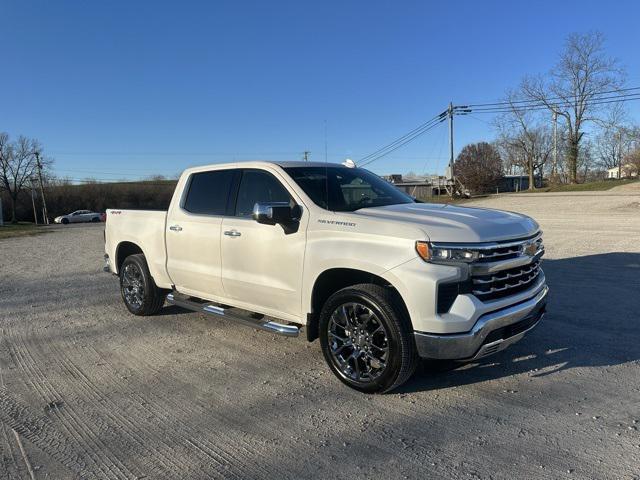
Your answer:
454;142;503;194
593;104;634;175
522;32;625;183
577;139;597;181
0;133;50;223
625;146;640;175
495;91;553;190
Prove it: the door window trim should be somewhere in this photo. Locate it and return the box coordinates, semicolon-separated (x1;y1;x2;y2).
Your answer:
230;168;297;218
179;168;241;218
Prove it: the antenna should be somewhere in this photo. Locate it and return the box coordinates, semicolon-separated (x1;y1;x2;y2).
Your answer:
324;120;328;163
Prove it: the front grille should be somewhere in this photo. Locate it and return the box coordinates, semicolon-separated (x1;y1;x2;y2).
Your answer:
430;232;545;308
476;244;523;262
472;260;542;301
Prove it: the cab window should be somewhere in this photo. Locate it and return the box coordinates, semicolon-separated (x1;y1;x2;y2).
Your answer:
234;170;292;217
183;169;235;215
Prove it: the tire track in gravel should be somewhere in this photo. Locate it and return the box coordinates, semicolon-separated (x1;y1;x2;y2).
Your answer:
110;322;461;476
0;421;19;480
0;386;91;479
15;317;234;480
77;343;283;480
0;352;21;480
4;325;137;480
42;330;271;480
53;353;231;479
129;326;550;479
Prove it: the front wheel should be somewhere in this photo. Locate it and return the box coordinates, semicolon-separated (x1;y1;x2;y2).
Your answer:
119;254;166;315
319;284;418;393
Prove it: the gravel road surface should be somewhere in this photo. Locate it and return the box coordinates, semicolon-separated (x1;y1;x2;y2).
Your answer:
1;188;639;479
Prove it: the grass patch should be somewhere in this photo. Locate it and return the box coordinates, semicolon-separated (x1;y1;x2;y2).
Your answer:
522;178;639;193
0;223;49;240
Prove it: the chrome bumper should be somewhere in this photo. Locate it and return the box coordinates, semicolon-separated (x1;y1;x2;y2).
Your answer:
414;285;548;360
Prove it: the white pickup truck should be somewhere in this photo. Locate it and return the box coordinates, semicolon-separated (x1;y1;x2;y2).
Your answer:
104;161;547;392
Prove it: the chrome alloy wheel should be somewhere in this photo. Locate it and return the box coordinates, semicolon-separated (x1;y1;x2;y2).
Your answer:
327;302;390;383
121;263;145;309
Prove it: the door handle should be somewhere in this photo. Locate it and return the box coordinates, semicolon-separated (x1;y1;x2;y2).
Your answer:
223;230;241;237
169;225;183;232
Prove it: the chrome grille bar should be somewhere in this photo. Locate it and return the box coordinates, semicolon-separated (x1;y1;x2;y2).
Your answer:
472;271;541;297
472;261;540;285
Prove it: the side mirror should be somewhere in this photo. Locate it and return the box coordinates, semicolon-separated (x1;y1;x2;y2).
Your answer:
252;202;300;226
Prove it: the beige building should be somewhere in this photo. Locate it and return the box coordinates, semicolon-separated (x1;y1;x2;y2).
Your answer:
606;164;638;179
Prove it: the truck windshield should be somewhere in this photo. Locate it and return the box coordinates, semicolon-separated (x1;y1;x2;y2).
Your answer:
284;166;414;212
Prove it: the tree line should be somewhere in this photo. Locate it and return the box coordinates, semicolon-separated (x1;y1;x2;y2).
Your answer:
454;32;640;194
2;32;640;221
0;135;177;224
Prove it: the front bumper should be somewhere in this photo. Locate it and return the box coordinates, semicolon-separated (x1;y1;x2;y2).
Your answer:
414;285;548;360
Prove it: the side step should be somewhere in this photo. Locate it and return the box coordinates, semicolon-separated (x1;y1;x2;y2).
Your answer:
166;292;300;337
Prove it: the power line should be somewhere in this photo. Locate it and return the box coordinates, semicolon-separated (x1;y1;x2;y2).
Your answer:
359;111;446;162
360;119;446;167
50;151;305;156
54;169;167;176
359;112;448;167
464;85;640;108
467;94;640;114
357;85;640;175
51;178;177;185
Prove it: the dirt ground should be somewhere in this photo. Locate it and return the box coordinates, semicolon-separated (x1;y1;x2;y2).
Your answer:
1;187;639;480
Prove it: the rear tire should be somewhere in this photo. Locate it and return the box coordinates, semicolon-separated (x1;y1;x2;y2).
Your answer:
119;254;166;315
319;283;418;393
91;217;99;223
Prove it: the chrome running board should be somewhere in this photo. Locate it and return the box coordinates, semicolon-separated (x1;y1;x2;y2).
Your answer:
166;292;300;337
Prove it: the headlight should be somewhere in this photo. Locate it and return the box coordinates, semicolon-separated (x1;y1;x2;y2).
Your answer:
415;241;479;263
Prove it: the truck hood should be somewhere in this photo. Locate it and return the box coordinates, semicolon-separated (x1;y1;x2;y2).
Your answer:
352;202;539;243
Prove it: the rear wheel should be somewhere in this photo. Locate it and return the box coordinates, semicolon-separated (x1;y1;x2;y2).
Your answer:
91;217;99;223
120;254;166;315
319;284;418;393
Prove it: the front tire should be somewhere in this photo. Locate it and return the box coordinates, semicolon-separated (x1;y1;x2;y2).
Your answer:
319;284;418;393
61;218;69;225
119;254;166;315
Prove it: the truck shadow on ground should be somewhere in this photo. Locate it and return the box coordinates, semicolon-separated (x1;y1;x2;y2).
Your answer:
400;252;640;393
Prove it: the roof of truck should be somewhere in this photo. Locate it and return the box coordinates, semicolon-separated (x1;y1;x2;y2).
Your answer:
181;160;351;176
271;161;345;168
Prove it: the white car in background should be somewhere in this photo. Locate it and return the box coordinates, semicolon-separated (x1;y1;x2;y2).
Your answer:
54;210;102;224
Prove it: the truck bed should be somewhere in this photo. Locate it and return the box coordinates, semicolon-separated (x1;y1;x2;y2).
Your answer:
104;209;172;288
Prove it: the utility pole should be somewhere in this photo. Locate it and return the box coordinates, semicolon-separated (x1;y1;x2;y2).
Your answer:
552;110;558;182
30;179;39;225
448;102;454;181
303;151;310;162
617;129;623;179
0;197;3;226
34;151;49;224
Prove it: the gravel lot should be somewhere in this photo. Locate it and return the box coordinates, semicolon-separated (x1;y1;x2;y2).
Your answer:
1;187;639;479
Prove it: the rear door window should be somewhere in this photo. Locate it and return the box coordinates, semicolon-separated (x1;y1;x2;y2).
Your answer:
183;169;236;215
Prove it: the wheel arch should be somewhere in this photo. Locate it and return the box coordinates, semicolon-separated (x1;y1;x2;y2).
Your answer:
306;267;410;342
115;241;144;275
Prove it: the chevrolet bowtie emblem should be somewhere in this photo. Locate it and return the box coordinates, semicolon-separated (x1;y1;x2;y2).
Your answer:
524;242;538;256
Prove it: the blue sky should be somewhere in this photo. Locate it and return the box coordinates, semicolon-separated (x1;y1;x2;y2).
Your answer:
2;0;639;180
